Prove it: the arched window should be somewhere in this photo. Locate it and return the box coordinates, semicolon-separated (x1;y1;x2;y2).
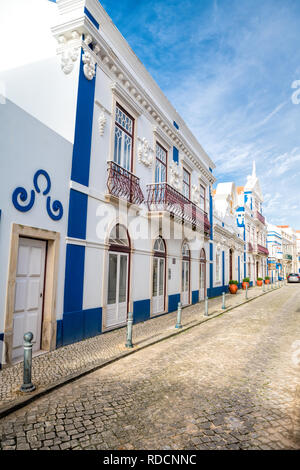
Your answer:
200;248;206;262
182;242;190;260
152;237;166;315
109;224;130;250
154;237;166;254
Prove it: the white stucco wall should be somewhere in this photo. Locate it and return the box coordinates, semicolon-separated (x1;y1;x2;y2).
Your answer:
0;99;73;331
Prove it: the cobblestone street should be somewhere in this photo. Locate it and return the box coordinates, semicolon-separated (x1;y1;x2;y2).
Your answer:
0;284;300;450
0;285;268;412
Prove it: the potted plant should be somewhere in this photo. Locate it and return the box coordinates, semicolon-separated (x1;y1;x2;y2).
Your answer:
257;277;263;287
229;280;238;294
242;277;250;290
264;276;270;285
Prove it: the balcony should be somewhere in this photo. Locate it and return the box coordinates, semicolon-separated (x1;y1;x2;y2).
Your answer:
107;161;144;205
256;211;265;225
248;242;254;252
257;244;269;256
147;182;211;236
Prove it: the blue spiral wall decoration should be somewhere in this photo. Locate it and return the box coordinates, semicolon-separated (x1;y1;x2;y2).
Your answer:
12;169;63;221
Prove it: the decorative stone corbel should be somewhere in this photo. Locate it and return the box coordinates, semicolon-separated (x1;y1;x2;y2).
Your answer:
95;102;111;137
58;31;81;75
82;50;96;80
169;160;182;191
137;138;153;167
98;111;107;136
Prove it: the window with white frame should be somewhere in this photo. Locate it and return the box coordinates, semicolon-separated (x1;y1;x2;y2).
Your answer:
182;168;191;199
216;252;221;282
155;143;167;183
200;185;206;211
113;104;134;171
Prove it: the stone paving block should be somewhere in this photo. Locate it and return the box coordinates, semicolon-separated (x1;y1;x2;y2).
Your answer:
0;285;299;450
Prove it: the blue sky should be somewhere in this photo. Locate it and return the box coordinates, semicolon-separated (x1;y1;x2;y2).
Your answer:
100;0;300;228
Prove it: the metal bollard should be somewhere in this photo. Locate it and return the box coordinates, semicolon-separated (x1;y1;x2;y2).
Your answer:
245;284;248;299
175;302;182;329
125;311;134;348
20;332;35;393
204;296;209;317
262;282;265;293
222;292;226;310
271;280;273;289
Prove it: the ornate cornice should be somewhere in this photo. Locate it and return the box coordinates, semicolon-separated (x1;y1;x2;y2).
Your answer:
111;82;143;117
51;11;216;185
153;126;173;149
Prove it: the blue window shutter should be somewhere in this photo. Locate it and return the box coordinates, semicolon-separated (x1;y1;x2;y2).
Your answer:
173;146;179;163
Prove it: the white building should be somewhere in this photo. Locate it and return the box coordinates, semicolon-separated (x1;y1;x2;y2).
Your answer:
0;0;216;367
267;225;298;279
235;163;268;284
212;183;245;293
267;224;283;280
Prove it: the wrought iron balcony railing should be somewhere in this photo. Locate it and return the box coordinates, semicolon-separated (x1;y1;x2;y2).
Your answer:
256;211;265;225
257;244;269;256
147;182;211;235
107;161;144;205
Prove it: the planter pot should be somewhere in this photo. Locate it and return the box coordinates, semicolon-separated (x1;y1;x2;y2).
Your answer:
242;282;249;290
257;280;263;287
229;284;238;294
265;280;270;285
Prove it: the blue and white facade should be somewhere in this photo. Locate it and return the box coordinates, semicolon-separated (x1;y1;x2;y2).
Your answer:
0;0;217;367
267;225;297;279
235;163;268;283
267;224;283;280
211;165;268;288
212;183;244;294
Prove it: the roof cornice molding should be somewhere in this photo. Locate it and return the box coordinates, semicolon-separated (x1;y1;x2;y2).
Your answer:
153;126;173;149
51;2;216;178
86;0;215;166
111;82;143;117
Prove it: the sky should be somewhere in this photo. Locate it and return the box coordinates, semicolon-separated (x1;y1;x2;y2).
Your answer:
100;0;300;228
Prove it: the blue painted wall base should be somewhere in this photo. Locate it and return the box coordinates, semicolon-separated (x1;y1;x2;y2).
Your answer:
168;294;181;313
133;300;150;324
207;285;229;298
58;308;102;347
0;332;4;370
192;290;199;304
56;320;63;349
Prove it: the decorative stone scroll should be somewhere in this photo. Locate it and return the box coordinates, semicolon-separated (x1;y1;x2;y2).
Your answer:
169;160;182;190
137;138;153;167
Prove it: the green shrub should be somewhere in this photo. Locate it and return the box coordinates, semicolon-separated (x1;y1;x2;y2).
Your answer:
257;277;263;281
229;280;238;285
265;276;270;280
243;277;250;283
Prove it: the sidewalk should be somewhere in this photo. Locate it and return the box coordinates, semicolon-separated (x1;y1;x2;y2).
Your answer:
0;284;284;417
